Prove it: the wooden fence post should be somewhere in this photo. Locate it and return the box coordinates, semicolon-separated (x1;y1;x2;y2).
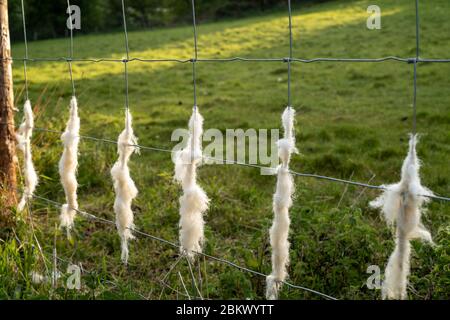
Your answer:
0;0;17;229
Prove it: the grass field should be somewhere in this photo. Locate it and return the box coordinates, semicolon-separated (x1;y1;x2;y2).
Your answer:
1;0;449;299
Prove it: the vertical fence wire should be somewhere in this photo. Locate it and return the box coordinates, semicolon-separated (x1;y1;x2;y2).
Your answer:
190;0;199;160
287;0;293;108
412;61;417;134
121;0;130;112
20;0;29;101
191;0;199;109
412;0;420;135
415;0;420;59
66;0;76;96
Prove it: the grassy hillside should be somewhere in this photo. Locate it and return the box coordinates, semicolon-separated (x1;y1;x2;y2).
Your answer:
2;0;449;299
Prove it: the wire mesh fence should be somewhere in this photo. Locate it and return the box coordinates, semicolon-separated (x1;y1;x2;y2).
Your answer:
7;0;450;300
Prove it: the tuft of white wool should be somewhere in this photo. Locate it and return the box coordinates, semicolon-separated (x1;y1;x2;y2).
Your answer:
111;109;139;264
30;271;47;284
174;107;209;260
370;134;434;300
16;100;38;212
58;96;80;231
30;270;61;285
266;106;297;300
382;231;411;300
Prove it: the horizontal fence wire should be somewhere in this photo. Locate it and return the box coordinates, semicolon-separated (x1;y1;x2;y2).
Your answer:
28;192;337;300
32;127;450;202
4;57;450;63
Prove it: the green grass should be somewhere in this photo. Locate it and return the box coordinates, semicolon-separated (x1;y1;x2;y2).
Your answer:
2;0;449;299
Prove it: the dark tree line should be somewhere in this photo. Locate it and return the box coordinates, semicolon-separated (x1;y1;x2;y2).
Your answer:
8;0;332;41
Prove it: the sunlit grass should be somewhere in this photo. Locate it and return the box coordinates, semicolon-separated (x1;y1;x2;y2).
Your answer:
11;3;404;83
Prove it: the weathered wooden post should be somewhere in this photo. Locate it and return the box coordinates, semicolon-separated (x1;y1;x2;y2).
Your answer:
0;0;17;228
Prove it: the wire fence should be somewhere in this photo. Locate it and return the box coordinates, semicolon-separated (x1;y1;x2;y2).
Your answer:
29;192;338;300
5;57;450;63
12;0;450;203
9;0;450;300
32;126;450;202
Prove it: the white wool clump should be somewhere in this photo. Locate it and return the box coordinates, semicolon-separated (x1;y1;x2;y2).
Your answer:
30;271;47;284
174;107;209;260
16;100;38;212
59;96;80;232
30;270;61;285
370;134;434;300
111;109;139;264
266;106;297;300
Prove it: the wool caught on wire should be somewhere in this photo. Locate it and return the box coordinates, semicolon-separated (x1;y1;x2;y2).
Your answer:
266;106;298;300
111;109;139;264
59;96;80;231
370;134;434;300
16;99;38;212
174;107;209;260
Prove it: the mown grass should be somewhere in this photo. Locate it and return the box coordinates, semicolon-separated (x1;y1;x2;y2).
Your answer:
1;0;449;299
